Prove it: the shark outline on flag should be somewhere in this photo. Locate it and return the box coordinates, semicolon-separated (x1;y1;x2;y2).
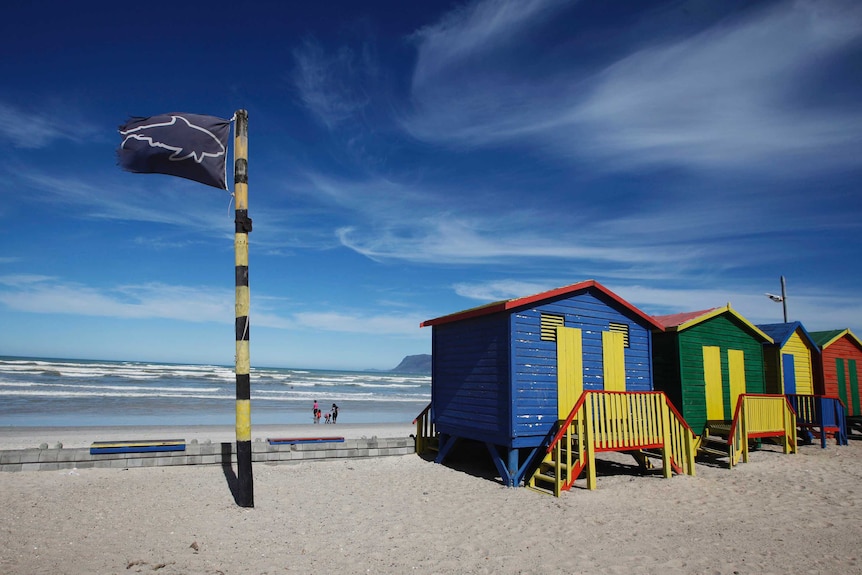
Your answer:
119;114;226;164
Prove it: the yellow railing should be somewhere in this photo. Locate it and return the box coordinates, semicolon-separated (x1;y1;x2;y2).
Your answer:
534;391;696;494
727;394;797;467
412;403;435;455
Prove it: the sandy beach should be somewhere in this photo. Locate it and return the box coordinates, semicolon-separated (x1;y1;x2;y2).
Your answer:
0;427;860;575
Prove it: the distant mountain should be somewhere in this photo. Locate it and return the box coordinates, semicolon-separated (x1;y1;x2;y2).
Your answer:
390;354;432;374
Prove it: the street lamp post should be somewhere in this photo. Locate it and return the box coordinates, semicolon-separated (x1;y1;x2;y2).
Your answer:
765;276;788;323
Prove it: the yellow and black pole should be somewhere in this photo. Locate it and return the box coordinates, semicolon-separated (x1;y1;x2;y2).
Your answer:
233;109;254;507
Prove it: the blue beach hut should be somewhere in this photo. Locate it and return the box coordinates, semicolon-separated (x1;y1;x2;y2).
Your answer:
419;280;665;487
757;322;847;447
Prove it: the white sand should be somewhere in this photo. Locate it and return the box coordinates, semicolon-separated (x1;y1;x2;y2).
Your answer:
0;429;860;574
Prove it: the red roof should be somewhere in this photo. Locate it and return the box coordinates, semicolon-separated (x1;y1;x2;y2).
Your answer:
420;280;664;330
652;308;718;329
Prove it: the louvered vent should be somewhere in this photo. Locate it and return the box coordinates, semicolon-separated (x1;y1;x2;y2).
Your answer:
541;313;565;341
609;322;630;347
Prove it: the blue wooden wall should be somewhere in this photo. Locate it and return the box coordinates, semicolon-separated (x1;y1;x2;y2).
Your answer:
431;288;654;450
510;291;653;446
431;313;511;445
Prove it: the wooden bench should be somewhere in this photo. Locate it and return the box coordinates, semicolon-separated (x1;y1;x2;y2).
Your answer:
90;439;186;454
267;436;344;445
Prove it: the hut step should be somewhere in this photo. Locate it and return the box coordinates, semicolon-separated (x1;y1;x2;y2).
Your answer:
698;446;729;458
525;484;555;496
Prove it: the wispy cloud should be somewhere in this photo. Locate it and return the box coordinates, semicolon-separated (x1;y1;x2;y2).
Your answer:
0;276;427;336
571;0;862;172
0;101;99;149
613;282;862;332
450;278;862;333
452;279;560;301
336;214;695;267
292;37;377;129
403;0;862;174
293;310;426;337
0;278;234;323
17;171;234;233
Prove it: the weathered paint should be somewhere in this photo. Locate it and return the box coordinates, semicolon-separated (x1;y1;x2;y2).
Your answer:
423;281;662;455
233;109;253;508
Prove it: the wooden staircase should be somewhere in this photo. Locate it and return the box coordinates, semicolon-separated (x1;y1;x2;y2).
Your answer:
412;403;438;456
527;390;697;496
527;424;586;496
696;395;798;469
697;421;732;462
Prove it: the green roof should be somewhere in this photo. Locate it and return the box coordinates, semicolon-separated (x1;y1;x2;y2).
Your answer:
810;329;846;347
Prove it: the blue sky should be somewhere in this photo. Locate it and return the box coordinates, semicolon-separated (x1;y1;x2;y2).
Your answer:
1;0;861;370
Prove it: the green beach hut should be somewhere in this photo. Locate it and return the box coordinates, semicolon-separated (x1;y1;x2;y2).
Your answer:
651;304;774;436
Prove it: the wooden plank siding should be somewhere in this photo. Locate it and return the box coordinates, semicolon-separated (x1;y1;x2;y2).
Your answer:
784;331;814;395
652;332;683;411
816;336;862;417
509;291;654;445
423;281;661;452
758;323;819;396
431;314;511;445
654;312;767;435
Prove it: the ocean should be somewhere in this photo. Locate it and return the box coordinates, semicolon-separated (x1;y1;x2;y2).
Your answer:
0;356;431;427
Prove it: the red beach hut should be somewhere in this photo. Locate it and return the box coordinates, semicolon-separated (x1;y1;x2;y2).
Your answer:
810;329;862;419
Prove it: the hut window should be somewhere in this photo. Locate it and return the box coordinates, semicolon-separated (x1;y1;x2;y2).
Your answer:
609;322;630;348
541;313;565;341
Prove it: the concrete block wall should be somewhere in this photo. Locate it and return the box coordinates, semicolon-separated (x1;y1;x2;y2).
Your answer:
0;437;415;472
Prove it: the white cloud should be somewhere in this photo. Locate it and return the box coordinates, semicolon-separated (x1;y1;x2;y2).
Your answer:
293;310;426;337
446;278;862;334
0;101;98;149
336;213;699;266
0;280;233;323
570;0;862;172
453;279;558;301
607;283;862;333
0;274;55;286
18;171;233;233
292;37;376;129
0;277;429;337
403;0;862;174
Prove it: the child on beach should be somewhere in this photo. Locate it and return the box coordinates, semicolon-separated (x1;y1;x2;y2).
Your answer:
324;412;331;424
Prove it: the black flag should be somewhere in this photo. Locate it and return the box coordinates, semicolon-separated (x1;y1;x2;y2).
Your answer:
118;113;231;189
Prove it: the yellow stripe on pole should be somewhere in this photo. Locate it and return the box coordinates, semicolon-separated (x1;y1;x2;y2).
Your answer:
235;286;250;316
236;399;251;441
235;234;249;266
236;341;250;374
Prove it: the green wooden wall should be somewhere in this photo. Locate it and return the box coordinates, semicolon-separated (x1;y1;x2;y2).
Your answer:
653;313;766;434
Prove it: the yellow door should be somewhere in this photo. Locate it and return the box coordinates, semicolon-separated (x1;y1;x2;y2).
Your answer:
602;330;626;392
556;326;583;420
703;346;724;420
728;349;746;417
785;332;814;395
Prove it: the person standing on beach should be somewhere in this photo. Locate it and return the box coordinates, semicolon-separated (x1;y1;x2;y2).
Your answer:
331;403;338;424
313;400;319;424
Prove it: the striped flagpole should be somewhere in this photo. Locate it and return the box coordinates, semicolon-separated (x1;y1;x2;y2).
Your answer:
233;109;254;507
